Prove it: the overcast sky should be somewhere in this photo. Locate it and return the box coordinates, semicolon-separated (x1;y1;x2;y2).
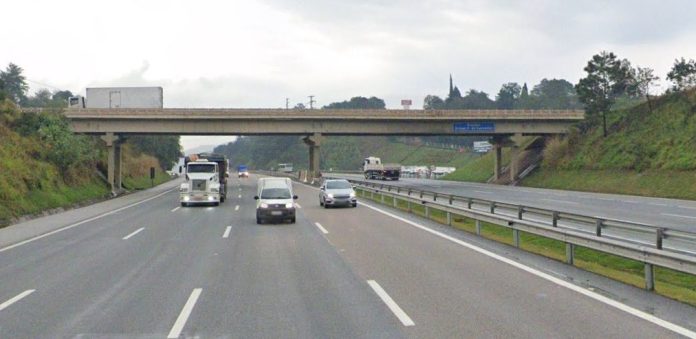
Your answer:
3;0;696;151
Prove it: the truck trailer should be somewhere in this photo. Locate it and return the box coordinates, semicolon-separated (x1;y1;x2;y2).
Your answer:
69;86;164;109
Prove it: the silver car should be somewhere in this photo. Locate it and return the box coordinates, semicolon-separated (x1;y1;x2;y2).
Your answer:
319;179;357;208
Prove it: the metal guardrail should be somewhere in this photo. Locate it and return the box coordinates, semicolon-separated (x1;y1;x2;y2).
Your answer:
336;178;696;290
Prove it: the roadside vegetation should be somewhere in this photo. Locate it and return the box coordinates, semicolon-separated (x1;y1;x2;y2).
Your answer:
0;63;180;227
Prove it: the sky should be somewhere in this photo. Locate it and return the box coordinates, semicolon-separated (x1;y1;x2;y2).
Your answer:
2;0;696;152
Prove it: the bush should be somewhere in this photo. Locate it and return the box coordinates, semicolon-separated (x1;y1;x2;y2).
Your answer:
542;136;568;168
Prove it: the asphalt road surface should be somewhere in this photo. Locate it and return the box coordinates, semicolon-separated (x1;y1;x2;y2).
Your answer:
0;174;694;338
329;173;696;233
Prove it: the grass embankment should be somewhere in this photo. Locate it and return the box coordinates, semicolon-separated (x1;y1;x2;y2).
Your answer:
0;125;171;227
357;188;696;306
522;90;696;200
442;137;536;182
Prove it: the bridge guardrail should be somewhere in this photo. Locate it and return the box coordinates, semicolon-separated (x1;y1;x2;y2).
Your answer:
329;177;696;290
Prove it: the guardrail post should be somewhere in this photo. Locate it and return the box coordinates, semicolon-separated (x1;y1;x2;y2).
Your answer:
552;211;559;227
408;189;412;196
420;191;424;199
447;212;452;226
397;187;401;194
595;219;603;237
467;198;473;209
393;195;398;208
381;193;385;204
645;263;655;291
425;205;430;219
513;229;520;247
433;193;438;202
517;206;524;220
371;190;374;200
475;220;482;235
408;201;412;213
489;202;496;214
449;195;454;205
656;228;664;249
565;243;574;265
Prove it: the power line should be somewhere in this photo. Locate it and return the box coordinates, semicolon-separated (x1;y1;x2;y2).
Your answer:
25;78;64;92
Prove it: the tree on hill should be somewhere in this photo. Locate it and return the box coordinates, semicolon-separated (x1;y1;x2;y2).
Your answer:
423;95;445;109
531;79;581;109
667;58;696;92
632;66;659;112
0;63;29;104
496;82;521;109
52;90;74;103
322;96;385;109
576;51;635;137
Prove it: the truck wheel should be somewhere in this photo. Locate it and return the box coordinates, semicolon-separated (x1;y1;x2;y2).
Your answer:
256;217;262;224
352;203;357;208
291;217;296;223
221;196;226;202
181;202;187;207
213;202;220;206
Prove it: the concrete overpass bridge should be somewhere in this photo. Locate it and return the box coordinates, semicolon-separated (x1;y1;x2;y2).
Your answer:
60;108;584;193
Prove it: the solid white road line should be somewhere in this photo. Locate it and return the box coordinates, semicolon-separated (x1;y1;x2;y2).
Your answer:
171;207;181;212
122;227;145;240
473;190;493;194
222;226;232;238
314;222;328;234
0;290;35;312
167;288;202;339
235;205;240;211
0;188;176;253
367;280;415;327
661;213;696;220
541;198;579;205
678;205;696;210
358;200;696;338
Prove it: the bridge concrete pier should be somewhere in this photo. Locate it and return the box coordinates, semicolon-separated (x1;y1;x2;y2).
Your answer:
303;133;322;179
490;134;522;183
100;132;123;195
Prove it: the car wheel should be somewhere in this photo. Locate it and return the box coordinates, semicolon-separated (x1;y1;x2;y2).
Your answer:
324;203;330;209
256;217;262;224
181;202;187;207
352;203;357;208
320;199;324;206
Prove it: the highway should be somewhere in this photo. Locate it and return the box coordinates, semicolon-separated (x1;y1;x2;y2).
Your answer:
1;175;695;338
329;174;696;232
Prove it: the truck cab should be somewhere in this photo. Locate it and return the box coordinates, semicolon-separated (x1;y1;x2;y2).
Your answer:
180;159;222;206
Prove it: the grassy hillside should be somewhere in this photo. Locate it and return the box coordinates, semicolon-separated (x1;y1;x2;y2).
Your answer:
0;102;173;227
522;90;696;199
215;136;477;171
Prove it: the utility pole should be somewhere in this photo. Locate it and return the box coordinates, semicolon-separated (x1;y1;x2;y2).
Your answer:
308;95;315;109
285;98;289;110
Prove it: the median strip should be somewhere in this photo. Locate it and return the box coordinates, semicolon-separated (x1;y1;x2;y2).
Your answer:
0;290;35;312
367;280;415;327
122;227;145;240
168;288;202;339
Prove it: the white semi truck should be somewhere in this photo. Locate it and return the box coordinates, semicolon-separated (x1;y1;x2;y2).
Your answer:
363;156;400;180
180;154;229;207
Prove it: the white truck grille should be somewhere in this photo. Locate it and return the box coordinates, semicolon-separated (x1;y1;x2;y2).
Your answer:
192;179;207;191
